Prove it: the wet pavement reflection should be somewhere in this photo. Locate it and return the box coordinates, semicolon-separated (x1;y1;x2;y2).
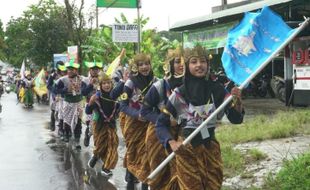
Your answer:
0;93;143;190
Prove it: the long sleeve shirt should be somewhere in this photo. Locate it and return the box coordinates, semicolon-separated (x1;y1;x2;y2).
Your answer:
85;89;120;126
141;79;171;124
55;76;83;103
119;78;157;119
156;81;244;149
119;79;141;119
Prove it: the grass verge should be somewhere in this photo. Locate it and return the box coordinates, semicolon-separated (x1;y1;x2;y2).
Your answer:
217;109;310;177
263;151;310;190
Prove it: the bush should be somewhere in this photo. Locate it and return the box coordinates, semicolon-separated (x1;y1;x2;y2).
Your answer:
264;152;310;190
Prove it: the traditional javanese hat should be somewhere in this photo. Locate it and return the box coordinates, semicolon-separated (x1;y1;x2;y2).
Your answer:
65;59;80;69
183;45;209;64
163;47;184;78
98;71;112;82
84;61;103;69
129;53;151;75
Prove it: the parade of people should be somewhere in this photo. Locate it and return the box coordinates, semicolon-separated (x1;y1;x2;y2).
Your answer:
1;1;310;190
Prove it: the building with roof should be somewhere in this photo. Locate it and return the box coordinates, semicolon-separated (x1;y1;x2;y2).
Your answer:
170;0;310;106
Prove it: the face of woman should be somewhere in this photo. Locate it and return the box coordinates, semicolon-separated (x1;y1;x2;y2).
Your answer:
173;57;184;76
101;81;112;92
137;61;151;76
188;56;208;78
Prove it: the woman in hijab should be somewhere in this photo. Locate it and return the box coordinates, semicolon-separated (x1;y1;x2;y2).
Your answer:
156;46;244;190
140;48;184;189
120;53;156;190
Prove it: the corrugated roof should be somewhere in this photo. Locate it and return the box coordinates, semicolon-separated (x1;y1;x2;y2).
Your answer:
170;0;292;31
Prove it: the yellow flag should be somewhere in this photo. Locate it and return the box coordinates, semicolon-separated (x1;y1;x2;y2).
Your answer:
33;69;48;97
106;48;126;76
106;56;121;77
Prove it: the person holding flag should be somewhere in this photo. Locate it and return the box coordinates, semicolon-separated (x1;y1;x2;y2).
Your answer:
56;60;83;149
81;60;103;147
20;71;34;108
155;46;244;190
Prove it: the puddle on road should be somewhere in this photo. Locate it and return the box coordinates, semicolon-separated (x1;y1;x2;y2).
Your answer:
45;132;118;190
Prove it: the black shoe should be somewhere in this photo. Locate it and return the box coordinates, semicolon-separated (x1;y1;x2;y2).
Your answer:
58;129;64;137
63;135;69;142
141;183;148;190
126;181;135;190
84;126;90;147
76;145;81;150
74;138;81;150
101;168;112;176
87;155;98;168
125;169;139;183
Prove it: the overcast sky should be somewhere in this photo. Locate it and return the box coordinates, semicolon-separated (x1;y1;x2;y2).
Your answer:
0;0;242;31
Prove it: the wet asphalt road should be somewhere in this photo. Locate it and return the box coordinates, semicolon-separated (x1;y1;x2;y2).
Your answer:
0;91;285;190
0;93;74;189
0;93;141;190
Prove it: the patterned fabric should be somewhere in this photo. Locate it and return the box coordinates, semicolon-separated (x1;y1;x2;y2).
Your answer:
24;89;34;105
63;101;83;132
56;98;65;120
145;123;173;189
175;139;223;190
123;116;150;183
93;122;119;170
118;112;126;136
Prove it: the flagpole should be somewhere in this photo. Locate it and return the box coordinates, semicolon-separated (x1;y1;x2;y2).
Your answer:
147;17;309;180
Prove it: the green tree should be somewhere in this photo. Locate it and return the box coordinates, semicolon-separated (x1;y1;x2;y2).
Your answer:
5;17;32;67
64;0;95;73
5;0;76;68
24;0;70;67
0;20;7;61
82;13;181;77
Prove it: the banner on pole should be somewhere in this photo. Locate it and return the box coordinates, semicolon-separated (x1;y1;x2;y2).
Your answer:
67;46;78;63
53;54;68;68
221;6;296;86
183;22;237;49
112;24;139;43
97;0;138;8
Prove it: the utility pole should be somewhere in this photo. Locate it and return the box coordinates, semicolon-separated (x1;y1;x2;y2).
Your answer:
137;0;141;53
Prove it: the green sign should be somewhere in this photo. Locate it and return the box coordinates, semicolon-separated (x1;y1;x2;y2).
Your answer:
97;0;138;8
183;21;238;50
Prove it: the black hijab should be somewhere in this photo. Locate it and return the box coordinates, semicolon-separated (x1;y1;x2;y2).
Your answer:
98;89;114;117
130;71;154;95
167;59;183;90
179;56;212;106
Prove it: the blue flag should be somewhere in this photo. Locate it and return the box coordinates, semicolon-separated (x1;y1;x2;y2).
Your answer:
221;6;295;86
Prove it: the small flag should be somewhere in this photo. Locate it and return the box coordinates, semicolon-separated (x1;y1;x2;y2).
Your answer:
106;48;126;76
221;6;295;86
20;60;26;79
33;69;48;97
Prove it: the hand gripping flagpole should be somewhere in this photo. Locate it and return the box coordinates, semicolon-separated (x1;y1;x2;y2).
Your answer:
147;17;309;180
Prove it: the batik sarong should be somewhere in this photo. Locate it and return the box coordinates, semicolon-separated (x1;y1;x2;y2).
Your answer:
93;122;119;169
123;116;150;183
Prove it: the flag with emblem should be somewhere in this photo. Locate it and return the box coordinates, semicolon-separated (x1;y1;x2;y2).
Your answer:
221;6;308;86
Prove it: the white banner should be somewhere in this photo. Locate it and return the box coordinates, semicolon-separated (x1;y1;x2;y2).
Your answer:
67;46;78;63
112;24;138;43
